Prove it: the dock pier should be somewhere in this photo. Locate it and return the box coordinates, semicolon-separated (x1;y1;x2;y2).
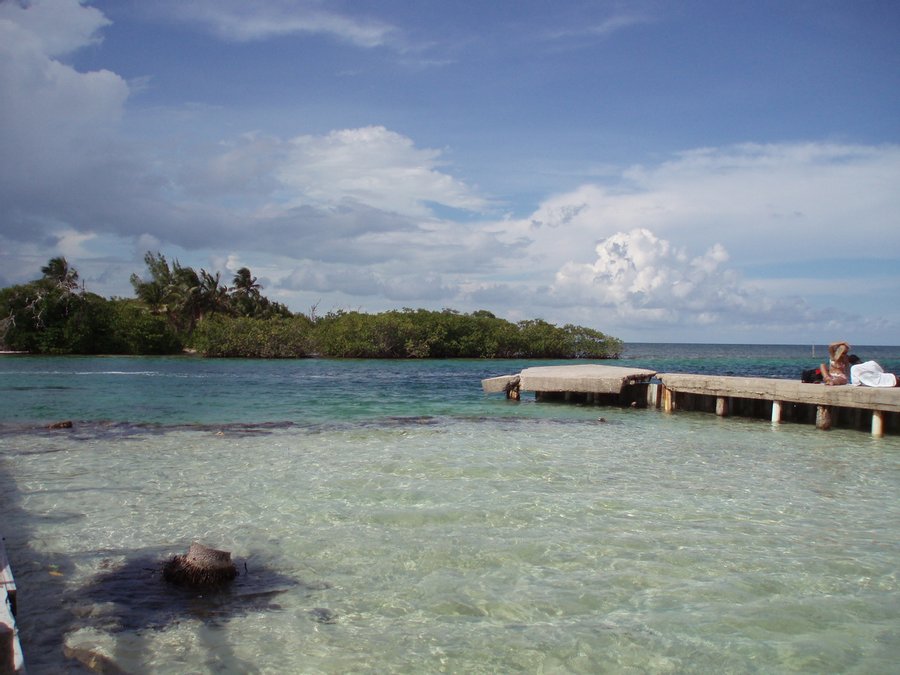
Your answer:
483;365;900;436
1;537;25;674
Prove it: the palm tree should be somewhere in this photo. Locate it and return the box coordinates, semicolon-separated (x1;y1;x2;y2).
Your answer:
230;267;263;317
41;256;79;292
197;269;230;321
231;267;262;297
170;262;202;332
131;252;234;333
130;252;174;314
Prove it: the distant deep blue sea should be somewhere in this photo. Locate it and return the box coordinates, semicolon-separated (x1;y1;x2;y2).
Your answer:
1;344;899;673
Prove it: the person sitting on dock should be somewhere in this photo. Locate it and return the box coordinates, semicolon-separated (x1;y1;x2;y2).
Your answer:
850;360;899;387
821;341;851;385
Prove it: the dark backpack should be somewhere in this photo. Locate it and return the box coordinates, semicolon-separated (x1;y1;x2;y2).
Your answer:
801;368;823;383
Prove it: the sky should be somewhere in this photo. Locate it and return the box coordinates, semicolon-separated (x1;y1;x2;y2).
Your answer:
1;0;899;345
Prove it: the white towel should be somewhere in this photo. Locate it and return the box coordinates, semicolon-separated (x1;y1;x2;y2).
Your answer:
850;361;898;387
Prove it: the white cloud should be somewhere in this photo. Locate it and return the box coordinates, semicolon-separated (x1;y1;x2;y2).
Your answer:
0;0;109;57
55;228;96;259
471;143;900;339
178;125;488;227
500;142;900;277
276;126;487;218
548;12;655;41
0;0;133;243
617;143;900;263
0;2;127;144
549;228;812;327
0;2;490;277
159;0;398;47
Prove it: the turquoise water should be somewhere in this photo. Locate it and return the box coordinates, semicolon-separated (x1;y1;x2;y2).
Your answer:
1;346;899;673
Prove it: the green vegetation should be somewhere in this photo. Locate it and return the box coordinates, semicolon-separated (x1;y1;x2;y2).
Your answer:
1;255;623;359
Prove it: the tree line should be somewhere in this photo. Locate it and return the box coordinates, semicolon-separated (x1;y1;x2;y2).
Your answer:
0;255;623;359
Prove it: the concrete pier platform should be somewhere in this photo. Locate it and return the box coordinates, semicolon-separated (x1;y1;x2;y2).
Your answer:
483;365;657;394
483;365;657;406
658;373;900;412
483;365;900;436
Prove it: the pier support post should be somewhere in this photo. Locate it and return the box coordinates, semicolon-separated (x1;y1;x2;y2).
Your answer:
816;405;832;431
662;386;674;413
647;383;661;408
715;397;728;417
872;410;885;438
504;377;520;401
771;400;782;424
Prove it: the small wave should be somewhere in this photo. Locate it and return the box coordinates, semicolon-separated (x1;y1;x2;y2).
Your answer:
75;370;160;376
0;370;161;377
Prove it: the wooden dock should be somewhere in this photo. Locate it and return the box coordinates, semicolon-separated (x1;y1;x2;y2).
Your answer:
483;365;900;436
0;537;25;674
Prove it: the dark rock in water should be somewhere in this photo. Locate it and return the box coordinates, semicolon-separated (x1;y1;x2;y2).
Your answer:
48;420;73;429
309;607;338;624
63;642;128;675
163;543;237;588
73;546;308;633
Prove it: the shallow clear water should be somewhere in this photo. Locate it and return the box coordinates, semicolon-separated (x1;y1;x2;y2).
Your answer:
1;347;899;673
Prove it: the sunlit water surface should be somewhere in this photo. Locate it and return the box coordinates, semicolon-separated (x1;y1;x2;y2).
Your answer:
1;347;899;673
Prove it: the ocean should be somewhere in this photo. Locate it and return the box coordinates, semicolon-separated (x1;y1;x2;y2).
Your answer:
1;344;899;673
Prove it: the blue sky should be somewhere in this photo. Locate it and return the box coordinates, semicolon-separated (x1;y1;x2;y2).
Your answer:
2;0;899;344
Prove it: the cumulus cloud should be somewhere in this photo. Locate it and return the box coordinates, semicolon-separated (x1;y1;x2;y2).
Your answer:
0;1;127;153
549;228;814;327
0;0;137;246
156;0;398;47
478;143;900;339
